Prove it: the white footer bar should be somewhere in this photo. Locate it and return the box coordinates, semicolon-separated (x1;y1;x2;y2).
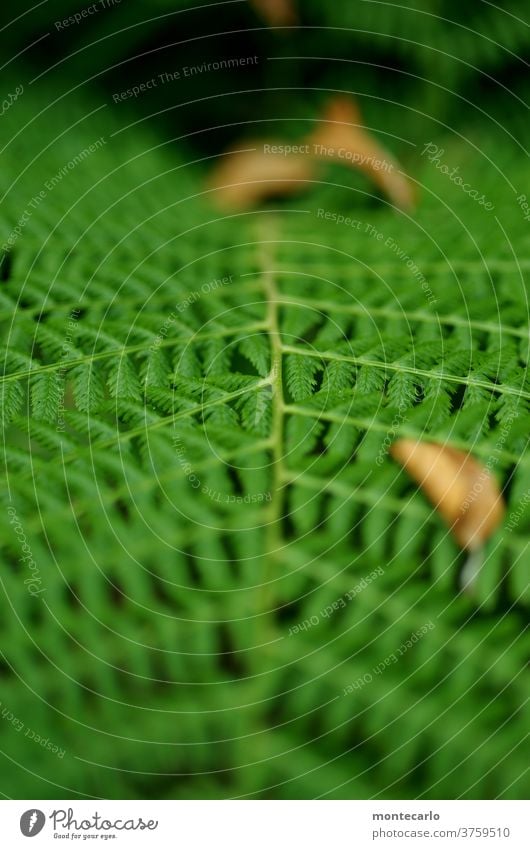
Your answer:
1;800;527;848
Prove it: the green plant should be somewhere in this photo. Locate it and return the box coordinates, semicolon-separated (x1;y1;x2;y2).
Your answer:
0;69;528;800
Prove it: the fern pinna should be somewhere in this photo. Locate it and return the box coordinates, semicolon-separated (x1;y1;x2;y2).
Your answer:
0;74;528;801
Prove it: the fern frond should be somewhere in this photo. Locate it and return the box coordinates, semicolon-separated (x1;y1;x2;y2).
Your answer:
0;67;528;804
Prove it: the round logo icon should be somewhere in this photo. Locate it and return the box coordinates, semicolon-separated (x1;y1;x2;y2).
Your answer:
20;809;46;837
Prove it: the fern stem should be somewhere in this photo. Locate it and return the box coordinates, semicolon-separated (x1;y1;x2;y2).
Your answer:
283;404;527;468
5;438;274;532
281;344;530;401
278;258;530;274
0;278;264;324
0;322;268;385
274;293;529;340
50;377;273;463
279;470;529;554
260;224;287;612
280;469;430;518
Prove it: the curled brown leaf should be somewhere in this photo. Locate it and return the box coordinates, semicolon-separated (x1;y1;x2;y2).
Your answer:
207;146;314;210
390;439;505;551
209;95;416;211
309;96;416;212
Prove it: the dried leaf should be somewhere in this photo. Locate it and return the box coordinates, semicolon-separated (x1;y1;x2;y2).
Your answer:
209;95;416;212
390;439;505;551
250;0;297;26
310;96;416;211
208;147;314;210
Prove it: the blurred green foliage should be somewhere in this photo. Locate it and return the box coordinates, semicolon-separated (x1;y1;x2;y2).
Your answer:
0;1;528;799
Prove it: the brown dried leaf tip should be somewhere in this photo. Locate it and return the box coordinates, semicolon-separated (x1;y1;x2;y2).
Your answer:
209;95;416;211
207;146;314;210
391;439;505;589
309;96;416;213
250;0;297;26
